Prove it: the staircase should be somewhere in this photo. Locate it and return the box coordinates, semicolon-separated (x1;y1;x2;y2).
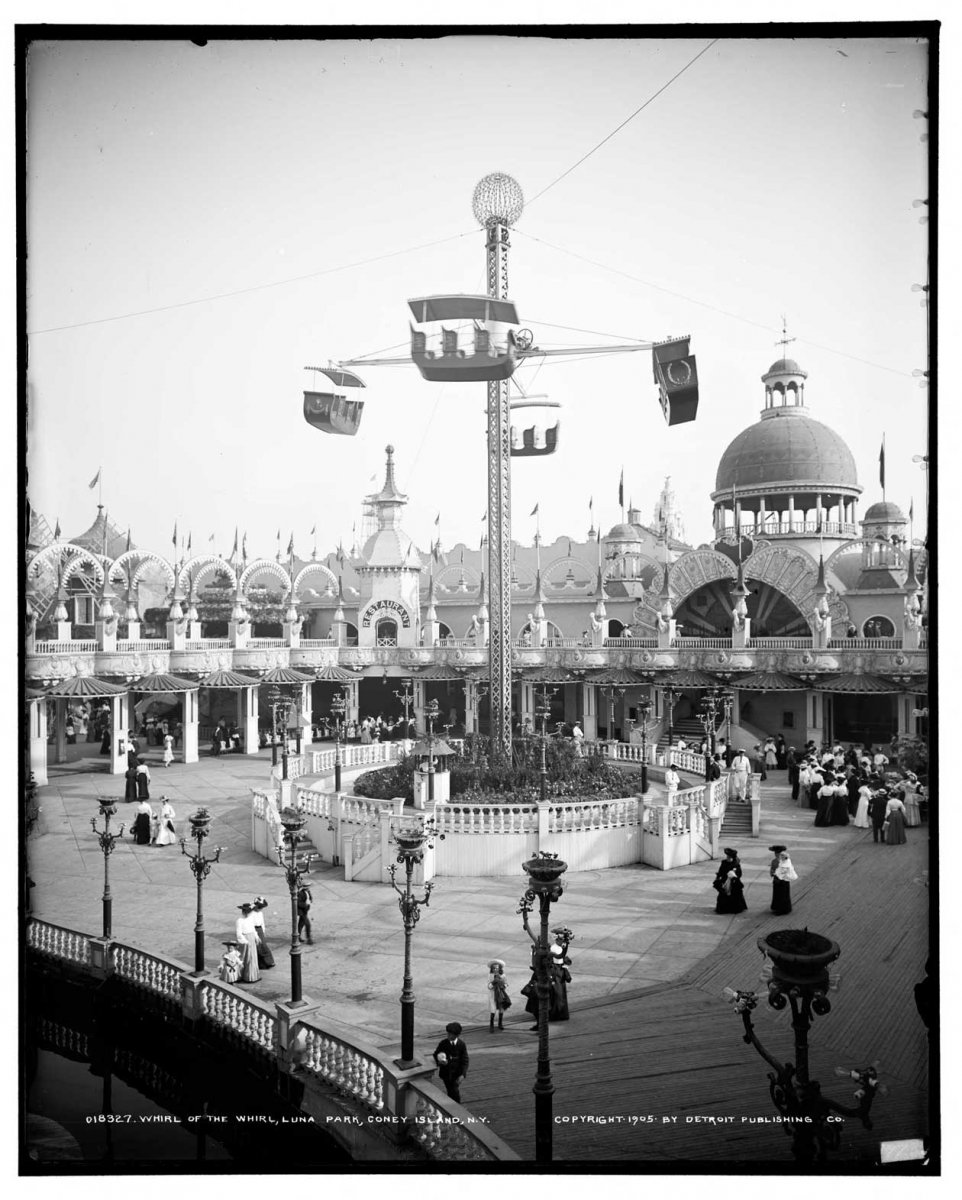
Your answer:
720;798;753;838
656;719;705;754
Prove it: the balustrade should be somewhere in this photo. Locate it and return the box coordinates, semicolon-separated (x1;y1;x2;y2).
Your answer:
113;945;183;1000
297;638;336;648
301;1026;386;1111
185;638;232;650
406;1087;496;1161
116;639;171;652
827;637;903;650
603;637;659;647
32;640;98;654
247;637;287;648
26;918;91;965
200;980;276;1052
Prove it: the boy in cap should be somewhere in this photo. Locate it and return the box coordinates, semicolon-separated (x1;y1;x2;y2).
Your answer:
432;1022;469;1103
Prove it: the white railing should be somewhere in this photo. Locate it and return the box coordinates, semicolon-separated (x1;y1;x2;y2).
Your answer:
673;637;733;649
301;1026;386;1110
603;637;659;648
748;637;814;648
26;919;91;965
31;640;99;654
297;638;336;648
375;638;398;647
247;638;287;648
185;638;232;650
828;637;903;650
548;797;640;832
116;639;171;652
406;1083;502;1161
113;945;184;1001
436;805;537;835
668;748;708;776
200;980;276;1053
719;521;857;537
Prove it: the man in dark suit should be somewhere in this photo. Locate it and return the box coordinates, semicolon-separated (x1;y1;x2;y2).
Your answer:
432;1021;469;1104
868;785;889;844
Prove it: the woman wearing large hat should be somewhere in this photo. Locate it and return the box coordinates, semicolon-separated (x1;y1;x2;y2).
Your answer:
234;903;261;983
487;958;511;1032
769;846;798;914
250;897;276;970
712;847;747;914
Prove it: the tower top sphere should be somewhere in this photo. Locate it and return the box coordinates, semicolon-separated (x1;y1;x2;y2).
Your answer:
472;173;524;228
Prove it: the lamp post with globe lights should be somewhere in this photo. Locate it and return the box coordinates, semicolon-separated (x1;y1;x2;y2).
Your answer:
424;697;440;804
276;808;319;1006
535;687;556;806
180;808;224;975
90;797;126;939
388;819;441;1067
330;687;347;792
393;677;414;742
518;851;569;1163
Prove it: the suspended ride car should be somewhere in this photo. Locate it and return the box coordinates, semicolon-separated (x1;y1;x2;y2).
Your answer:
302;365;366;437
408;294;520;382
509;397;560;457
652;336;699;425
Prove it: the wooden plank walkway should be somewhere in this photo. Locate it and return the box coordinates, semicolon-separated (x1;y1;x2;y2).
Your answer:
462;826;931;1165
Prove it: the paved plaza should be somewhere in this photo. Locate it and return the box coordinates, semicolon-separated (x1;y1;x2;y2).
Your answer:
27;745;931;1162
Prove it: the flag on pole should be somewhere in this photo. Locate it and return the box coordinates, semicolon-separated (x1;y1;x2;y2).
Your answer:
479;536;484;549
337;543;346;568
231;528;238;557
879;438;886;490
126;528;131;553
481;511;487;522
88;468;101;490
909;497;914;523
434;513;441;526
618;471;624;509
287;533;294;556
172;521;178;549
208;533;215;544
242;531;248;559
54;519;61;540
309;524;316;536
186;532;192;554
530;502;539;517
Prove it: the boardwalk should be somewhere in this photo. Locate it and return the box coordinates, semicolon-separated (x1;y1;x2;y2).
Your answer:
459;828;931;1165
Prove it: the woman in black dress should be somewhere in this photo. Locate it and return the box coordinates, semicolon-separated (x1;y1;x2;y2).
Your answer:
123;765;138;803
814;773;836;826
769;845;797;914
713;848;747;913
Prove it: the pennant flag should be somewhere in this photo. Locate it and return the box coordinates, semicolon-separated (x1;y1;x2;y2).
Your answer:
530;503;539;517
879;438;886;490
309;524;316;536
208;533;215;544
909;497;914;523
432;540;442;564
231;528;238;557
337;543;346;567
479;536;484;549
187;532;192;554
242;531;248;557
126;528;131;553
618;470;624;509
172;521;178;548
54;519;61;540
815;508;823;535
88;467;101;490
460;549;465;564
481;511;487;522
589;496;593;510
276;528;281;542
287;533;294;556
434;513;441;526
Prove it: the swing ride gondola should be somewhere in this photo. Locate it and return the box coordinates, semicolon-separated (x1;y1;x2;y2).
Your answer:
407;294;521;383
302;366;366;437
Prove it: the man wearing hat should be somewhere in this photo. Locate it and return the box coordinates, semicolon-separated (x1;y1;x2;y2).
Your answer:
730;748;750;800
487;959;511;1032
433;1022;469;1103
868;785;889;844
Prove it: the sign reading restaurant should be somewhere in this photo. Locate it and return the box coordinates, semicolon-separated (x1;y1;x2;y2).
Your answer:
360;599;412;629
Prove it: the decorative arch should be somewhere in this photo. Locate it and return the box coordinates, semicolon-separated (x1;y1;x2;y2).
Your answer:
27;542;86;581
668;549;737;599
292;561;338;598
603;550;663;585
60;550;106;588
178;556;238;594
435;564;482;593
543;556;595;588
125;553;177;591
238;559;291;597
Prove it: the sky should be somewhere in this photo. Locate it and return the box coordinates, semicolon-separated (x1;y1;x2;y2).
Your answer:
24;30;932;561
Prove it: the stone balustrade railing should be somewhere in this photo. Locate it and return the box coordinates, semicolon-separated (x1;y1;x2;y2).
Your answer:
27;918;92;965
298;638;337;648
435;804;537;835
603;637;659;648
113;944;185;1001
26;917;519;1162
200;979;277;1053
547;797;640;832
186;638;232;650
747;636;817;648
827;637;904;650
32;639;99;654
116;639;171;652
667;747;709;776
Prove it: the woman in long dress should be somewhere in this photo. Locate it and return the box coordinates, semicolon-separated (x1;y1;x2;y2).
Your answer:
136;759;151;799
884;794;908;845
713;848;747;914
124;765;139;803
132;799;153;845
764;738;778;770
901;777;922;827
854;778;873;828
829;779;850;826
814;774;836;826
154;798;178;846
770;846;797;914
250;897;276;969
162;733;175;767
234;904;261;983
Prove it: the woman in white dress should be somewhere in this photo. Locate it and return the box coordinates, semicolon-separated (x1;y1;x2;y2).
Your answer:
154;797;178;846
163;733;175;767
764;738;778;770
218;941;242;984
250;896;276;969
900;775;922;827
234;903;261;983
854;778;873;828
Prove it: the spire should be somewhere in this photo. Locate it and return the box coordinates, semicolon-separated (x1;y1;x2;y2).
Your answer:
425;567;438;622
477;566;488;622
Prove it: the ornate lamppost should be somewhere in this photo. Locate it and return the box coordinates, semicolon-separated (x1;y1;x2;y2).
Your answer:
722;687;735;766
388;819;441;1067
637;697;653;794
90;797;126;939
724;930;882;1163
276;808;318;1006
267;686;294;779
699;687;723;781
393;677;414;740
424;697;440;804
518;851;569;1163
180;808;224;975
664;684;678;750
535;687;556;806
330;687;347;792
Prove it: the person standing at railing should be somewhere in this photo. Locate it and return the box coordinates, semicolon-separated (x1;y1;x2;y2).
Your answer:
234;903;261;983
665;765;680;800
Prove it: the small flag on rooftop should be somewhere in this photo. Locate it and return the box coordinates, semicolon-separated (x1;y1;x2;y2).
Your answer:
88;467;101;490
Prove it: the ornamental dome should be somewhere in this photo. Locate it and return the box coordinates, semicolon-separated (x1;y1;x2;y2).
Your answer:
714;409;859;493
605;522;641;541
764;357;807;378
863;500;906;523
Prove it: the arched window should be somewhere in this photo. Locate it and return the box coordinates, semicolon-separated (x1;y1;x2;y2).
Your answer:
861;615;896;638
376;619;398;646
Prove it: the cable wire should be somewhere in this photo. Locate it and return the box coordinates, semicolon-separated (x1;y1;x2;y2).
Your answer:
28;230;476;336
526;40;719;208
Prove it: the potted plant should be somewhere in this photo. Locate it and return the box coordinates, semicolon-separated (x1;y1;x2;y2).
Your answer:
758;929;840;988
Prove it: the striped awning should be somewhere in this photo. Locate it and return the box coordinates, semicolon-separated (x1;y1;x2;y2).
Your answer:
735;670;808;691
813;673;907;695
198;669;262;688
130;673;200;692
43;676;128;698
